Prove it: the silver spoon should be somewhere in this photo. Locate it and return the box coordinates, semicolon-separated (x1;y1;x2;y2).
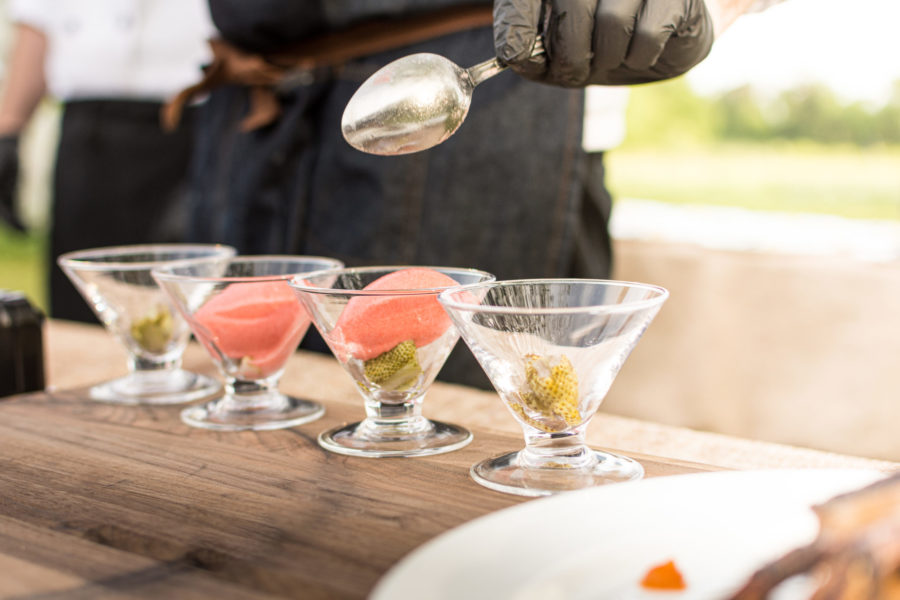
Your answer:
341;39;545;156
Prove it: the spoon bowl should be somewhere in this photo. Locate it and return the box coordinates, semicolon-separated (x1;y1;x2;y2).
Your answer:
341;40;543;156
341;53;476;155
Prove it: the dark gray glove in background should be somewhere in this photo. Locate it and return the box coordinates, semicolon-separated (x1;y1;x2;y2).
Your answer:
494;0;714;87
0;135;25;232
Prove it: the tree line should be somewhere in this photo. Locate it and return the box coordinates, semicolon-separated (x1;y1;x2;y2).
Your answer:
623;78;900;148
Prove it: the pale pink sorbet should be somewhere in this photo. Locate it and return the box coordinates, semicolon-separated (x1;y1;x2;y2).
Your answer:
194;280;309;377
332;268;459;360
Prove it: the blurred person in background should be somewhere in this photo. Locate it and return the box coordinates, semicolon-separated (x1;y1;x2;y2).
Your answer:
577;85;631;279
0;0;214;322
169;0;774;387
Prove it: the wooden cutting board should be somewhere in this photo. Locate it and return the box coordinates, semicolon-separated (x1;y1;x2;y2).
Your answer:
0;388;716;599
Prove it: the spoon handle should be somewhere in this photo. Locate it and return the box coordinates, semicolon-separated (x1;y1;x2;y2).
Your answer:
467;37;546;86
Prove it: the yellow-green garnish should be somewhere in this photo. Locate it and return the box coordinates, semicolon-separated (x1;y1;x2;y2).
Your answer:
363;340;422;390
512;353;581;432
130;306;174;353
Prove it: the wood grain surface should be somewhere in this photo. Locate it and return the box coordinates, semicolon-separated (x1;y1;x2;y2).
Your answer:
0;386;715;600
3;320;895;599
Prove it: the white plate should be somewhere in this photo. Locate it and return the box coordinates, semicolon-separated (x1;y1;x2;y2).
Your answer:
371;469;884;600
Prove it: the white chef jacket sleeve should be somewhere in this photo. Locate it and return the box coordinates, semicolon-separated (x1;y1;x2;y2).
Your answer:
8;0;53;30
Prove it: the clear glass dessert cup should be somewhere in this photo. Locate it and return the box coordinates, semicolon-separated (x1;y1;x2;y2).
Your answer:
438;279;668;496
290;266;495;458
57;243;237;404
152;255;343;431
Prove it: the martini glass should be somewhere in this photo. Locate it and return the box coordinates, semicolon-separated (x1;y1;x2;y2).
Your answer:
152;256;343;431
438;279;668;496
57;243;236;404
290;266;494;457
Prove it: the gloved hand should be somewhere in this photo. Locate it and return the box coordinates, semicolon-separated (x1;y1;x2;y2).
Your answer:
494;0;714;87
0;135;25;232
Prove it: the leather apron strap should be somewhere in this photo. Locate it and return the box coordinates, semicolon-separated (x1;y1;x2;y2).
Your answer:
162;4;494;132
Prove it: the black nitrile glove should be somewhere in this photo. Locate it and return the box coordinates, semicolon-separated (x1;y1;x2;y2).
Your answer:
0;135;25;232
494;0;714;87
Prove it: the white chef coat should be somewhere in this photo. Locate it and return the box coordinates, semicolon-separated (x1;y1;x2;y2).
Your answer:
8;0;214;102
582;86;630;152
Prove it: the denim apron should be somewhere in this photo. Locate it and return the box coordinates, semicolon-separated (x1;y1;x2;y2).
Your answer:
188;27;611;387
52;100;196;323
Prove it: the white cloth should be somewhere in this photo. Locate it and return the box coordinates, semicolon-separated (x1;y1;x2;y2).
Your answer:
9;0;214;101
749;0;785;12
581;86;630;152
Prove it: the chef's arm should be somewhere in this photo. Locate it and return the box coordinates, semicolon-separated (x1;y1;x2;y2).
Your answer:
706;0;781;37
0;23;48;136
0;23;47;231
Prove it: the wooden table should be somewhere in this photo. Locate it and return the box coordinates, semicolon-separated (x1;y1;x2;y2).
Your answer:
2;321;896;599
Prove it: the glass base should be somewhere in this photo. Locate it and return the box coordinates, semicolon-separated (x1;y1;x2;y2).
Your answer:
471;448;644;497
318;419;472;458
181;394;325;431
88;369;220;405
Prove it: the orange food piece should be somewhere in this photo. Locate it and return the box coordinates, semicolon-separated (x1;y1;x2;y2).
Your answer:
332;268;459;361
194;280;309;377
640;560;686;591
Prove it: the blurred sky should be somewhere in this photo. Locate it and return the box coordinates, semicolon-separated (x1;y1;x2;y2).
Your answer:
687;0;900;106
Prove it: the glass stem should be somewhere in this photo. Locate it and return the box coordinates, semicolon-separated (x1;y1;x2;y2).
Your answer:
221;376;286;413
362;394;432;435
126;355;184;389
519;424;597;469
129;355;181;373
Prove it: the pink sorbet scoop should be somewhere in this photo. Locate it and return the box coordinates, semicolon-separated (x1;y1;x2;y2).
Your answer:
332;268;460;360
194;280;309;377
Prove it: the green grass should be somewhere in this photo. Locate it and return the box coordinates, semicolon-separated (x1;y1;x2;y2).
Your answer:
607;143;900;221
0;229;47;312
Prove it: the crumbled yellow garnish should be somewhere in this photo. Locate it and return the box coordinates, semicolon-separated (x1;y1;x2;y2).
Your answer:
238;356;263;379
512;353;581;432
130;306;174;353
364;340;422;390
